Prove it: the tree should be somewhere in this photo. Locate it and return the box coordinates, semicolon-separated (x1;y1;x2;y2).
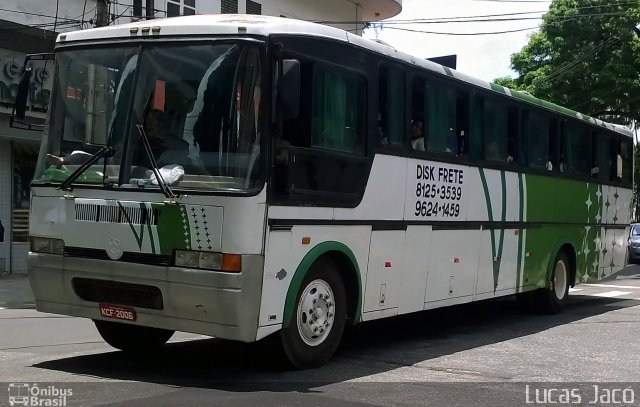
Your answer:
503;0;640;126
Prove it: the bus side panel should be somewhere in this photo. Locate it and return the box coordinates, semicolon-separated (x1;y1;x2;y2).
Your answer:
473;168;524;297
363;230;404;314
257;224;372;339
398;225;432;314
522;175;628;287
425;229;480;303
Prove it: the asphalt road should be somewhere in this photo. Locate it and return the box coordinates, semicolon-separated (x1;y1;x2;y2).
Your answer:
2;266;640;406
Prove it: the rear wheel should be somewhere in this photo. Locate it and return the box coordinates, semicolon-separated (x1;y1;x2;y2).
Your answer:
94;320;174;352
537;251;570;314
280;257;347;369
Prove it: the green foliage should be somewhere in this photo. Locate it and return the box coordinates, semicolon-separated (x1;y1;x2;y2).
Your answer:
635;139;640;221
492;76;519;89
509;0;640;125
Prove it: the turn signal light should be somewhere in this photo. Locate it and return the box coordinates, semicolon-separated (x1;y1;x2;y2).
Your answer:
221;254;241;272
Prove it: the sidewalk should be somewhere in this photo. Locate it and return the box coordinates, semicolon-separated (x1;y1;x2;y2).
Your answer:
0;274;35;309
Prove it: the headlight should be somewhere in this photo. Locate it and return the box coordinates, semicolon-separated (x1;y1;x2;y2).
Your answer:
175;250;199;268
174;250;239;272
30;237;65;255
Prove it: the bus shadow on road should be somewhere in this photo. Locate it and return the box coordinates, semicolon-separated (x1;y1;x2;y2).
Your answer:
34;294;639;390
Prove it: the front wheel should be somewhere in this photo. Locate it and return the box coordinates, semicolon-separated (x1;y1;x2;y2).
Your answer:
94;320;174;352
280;257;347;369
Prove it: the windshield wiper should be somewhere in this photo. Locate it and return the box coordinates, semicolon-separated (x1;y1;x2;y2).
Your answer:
58;146;115;191
135;124;178;200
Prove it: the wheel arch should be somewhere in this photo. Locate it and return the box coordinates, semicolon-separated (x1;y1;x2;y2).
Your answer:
547;241;577;287
282;241;362;329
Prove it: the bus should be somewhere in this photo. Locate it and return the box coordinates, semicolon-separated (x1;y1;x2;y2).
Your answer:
18;14;633;369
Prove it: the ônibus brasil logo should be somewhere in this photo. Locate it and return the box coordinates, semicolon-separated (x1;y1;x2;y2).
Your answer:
8;383;73;406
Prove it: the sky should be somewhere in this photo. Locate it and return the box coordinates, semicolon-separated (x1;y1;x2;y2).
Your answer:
362;0;552;82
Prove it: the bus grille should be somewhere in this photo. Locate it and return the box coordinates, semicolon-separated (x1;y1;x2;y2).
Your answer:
72;277;164;310
75;203;158;225
64;247;171;267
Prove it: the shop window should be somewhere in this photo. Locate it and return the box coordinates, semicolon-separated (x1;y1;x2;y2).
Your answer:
12;143;38;243
167;0;195;17
221;0;238;13
133;0;155;18
246;0;261;14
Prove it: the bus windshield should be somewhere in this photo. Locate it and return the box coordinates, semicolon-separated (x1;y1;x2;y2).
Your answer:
35;42;264;192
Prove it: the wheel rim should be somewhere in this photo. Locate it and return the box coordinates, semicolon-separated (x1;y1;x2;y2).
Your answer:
296;279;336;346
553;259;568;300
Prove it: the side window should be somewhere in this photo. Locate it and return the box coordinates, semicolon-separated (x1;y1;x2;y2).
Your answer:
411;76;427;151
378;67;405;146
525;110;550;170
456;90;470;156
312;65;366;155
592;132;610;180
562;122;589;176
426;82;456;154
507;106;518;163
548;118;558;171
483;98;508;163
621;139;633;186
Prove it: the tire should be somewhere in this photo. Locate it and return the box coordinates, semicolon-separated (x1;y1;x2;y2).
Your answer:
280;257;347;369
94;320;174;352
535;251;571;314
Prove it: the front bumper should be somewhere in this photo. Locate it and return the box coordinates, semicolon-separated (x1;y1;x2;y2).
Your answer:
28;252;264;342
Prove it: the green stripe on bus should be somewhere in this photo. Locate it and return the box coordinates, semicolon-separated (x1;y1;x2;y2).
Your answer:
479;168;506;290
283;241;362;329
516;173;524;293
490;83;508;95
443;66;454;77
496;171;507;291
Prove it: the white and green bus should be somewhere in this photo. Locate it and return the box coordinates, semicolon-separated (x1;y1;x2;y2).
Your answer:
19;15;633;369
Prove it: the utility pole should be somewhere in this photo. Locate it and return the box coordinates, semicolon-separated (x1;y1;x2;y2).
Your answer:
96;0;110;27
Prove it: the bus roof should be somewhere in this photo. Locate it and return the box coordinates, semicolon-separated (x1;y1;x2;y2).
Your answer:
58;14;633;138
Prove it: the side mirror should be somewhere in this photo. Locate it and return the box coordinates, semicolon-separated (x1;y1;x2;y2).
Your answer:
14;66;32;119
277;59;300;121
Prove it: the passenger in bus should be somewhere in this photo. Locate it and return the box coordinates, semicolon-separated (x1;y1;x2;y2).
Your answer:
411;119;425;151
378;121;389;146
445;128;457;153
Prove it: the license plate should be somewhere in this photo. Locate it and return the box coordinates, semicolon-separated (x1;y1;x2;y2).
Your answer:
99;303;137;321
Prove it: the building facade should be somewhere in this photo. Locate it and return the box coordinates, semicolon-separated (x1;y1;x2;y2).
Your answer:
0;0;402;273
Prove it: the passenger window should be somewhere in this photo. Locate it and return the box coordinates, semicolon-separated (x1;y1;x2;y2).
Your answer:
621;139;633;185
378;67;405;146
483;98;508;163
311;65;366;155
525;110;550;170
426;82;456;154
548;119;558;171
456;90;470;156
411;76;427;152
562;122;589;175
592;132;610;180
